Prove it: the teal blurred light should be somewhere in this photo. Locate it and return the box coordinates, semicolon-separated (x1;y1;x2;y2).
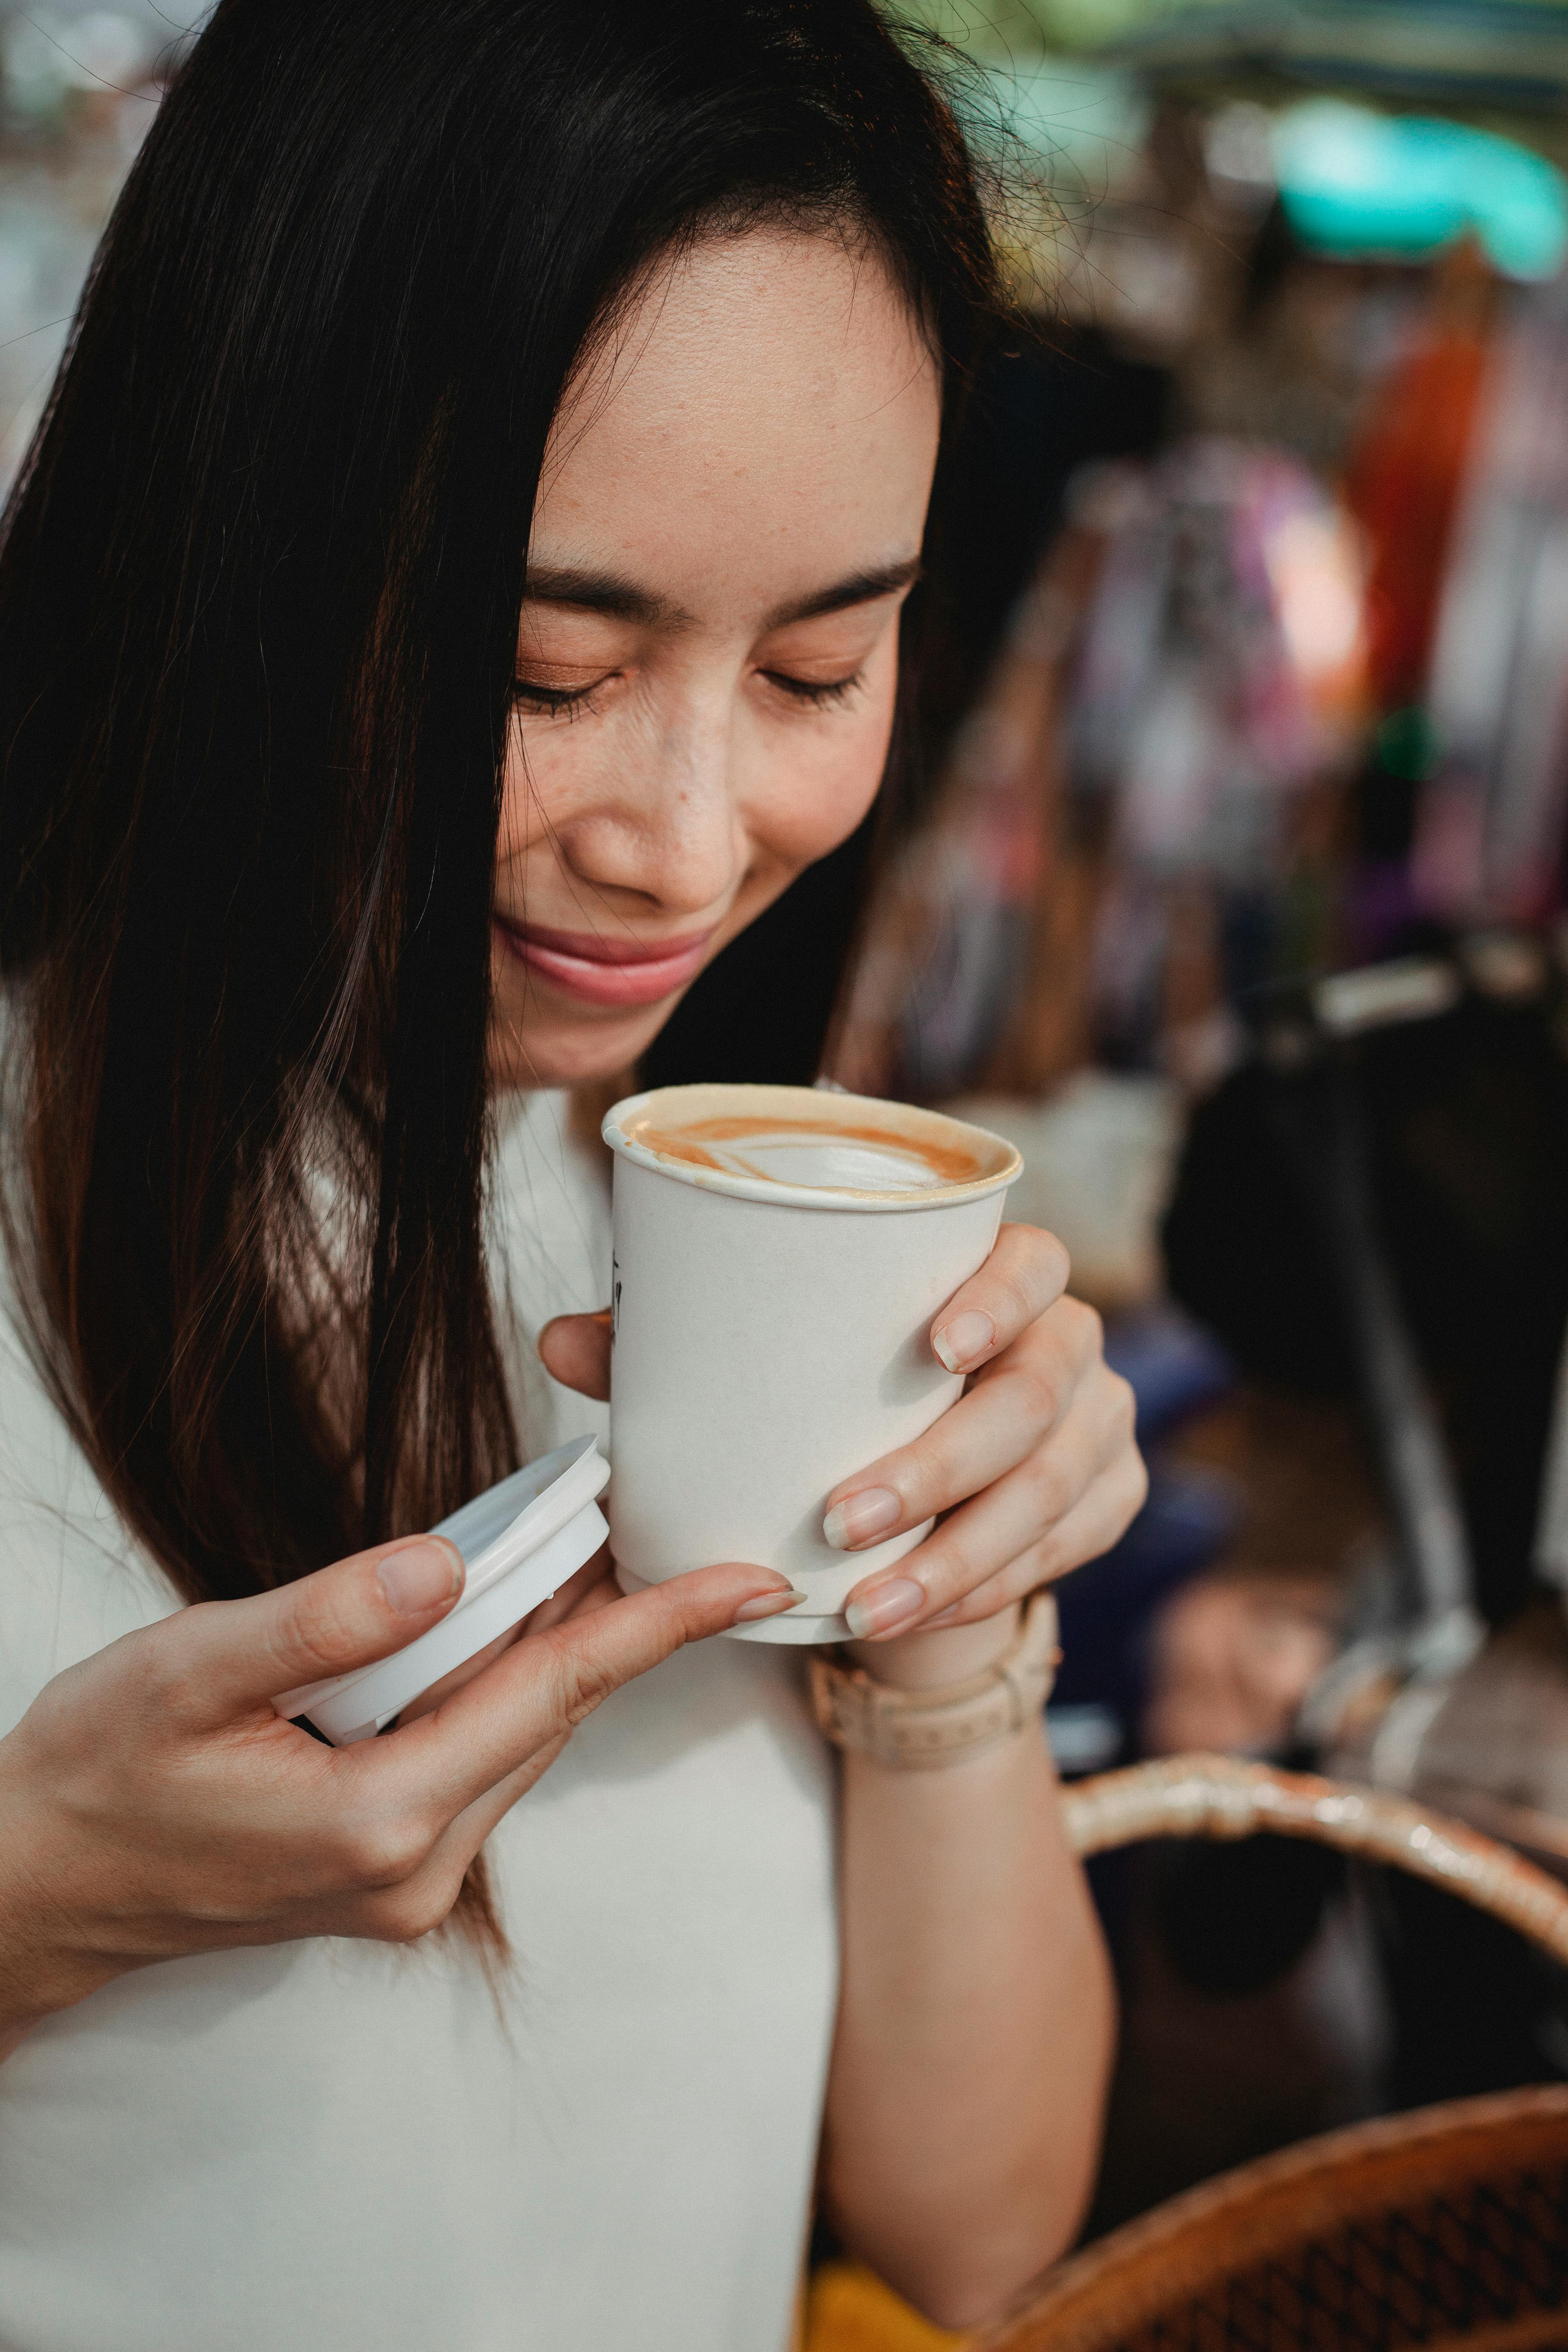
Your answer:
1272;99;1568;280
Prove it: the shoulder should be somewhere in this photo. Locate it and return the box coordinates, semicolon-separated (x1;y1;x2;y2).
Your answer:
489;1087;614;1455
490;1086;611;1293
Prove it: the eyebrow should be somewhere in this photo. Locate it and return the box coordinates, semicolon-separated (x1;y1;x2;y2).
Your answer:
520;557;923;632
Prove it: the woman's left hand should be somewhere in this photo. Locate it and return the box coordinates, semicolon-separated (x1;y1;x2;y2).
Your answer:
823;1224;1146;1641
539;1222;1146;1644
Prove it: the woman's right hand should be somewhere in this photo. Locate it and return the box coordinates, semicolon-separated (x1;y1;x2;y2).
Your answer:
0;1533;794;2057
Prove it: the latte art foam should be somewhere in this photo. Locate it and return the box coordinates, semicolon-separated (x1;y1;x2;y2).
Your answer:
620;1111;985;1197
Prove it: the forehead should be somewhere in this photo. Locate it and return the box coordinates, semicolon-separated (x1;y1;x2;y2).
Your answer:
530;229;941;596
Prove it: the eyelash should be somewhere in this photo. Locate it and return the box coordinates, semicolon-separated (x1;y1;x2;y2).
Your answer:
763;669;864;709
510;669;864;719
511;679;602;720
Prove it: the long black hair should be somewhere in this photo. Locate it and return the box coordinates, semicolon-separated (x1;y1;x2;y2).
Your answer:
0;0;997;1750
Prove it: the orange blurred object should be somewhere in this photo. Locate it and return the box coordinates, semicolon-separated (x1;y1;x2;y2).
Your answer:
1343;250;1496;709
802;2261;970;2351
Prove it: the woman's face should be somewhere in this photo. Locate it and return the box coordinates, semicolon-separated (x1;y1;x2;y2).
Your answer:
487;228;941;1090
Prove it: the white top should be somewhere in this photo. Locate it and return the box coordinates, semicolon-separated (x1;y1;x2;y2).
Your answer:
0;1092;837;2352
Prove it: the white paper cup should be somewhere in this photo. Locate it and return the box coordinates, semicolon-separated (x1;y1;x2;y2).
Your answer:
271;1438;610;1743
602;1084;1021;1644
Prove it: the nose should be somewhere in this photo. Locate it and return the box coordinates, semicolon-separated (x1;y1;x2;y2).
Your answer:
557;692;746;918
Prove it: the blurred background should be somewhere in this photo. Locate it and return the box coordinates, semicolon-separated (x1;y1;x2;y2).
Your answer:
5;0;1568;2326
836;0;1568;2304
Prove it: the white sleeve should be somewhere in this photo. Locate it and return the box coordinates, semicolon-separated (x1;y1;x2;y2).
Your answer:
0;1306;179;1743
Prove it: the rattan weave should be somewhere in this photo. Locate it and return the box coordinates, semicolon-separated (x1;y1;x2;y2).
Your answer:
980;1758;1568;2352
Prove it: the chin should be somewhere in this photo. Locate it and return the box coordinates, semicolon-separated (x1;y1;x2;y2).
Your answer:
486;997;673;1093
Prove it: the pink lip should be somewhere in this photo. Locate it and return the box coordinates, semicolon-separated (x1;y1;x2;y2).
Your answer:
494;919;716;1008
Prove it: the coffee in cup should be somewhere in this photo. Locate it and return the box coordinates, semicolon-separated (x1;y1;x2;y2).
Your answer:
602;1083;1022;1643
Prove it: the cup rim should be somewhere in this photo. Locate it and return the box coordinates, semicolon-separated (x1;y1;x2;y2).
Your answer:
602;1083;1022;1212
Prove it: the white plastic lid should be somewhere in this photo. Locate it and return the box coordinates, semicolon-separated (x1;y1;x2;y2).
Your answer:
272;1437;610;1746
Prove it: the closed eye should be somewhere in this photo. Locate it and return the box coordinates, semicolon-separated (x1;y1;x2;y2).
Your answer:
511;676;610;719
763;669;864;709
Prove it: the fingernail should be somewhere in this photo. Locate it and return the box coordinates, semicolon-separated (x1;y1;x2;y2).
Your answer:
378;1538;464;1617
731;1588;808;1625
823;1488;901;1552
933;1310;995;1373
844;1578;925;1639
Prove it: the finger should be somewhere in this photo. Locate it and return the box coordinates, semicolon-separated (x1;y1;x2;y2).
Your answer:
215;1736;575;1952
516;1546;615;1638
384;1749;562;1934
168;1535;466;1725
927;1223;1071;1378
432;1749;561;1867
315;1749;563;1949
550;1562;621;1625
392;1625;521;1730
846;1389;1124;1630
538;1310;612;1401
390;1549;617;1732
824;1301;1109;1553
843;1379;1141;1636
515;1543;611;1637
914;1452;1152;1633
358;1561;797;1821
338;1563;629;1897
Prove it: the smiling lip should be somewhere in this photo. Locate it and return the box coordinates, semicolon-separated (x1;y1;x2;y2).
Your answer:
494;919;716;1008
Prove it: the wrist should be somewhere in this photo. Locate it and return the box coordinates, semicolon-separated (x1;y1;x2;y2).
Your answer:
846;1602;1022;1692
812;1591;1059;1772
0;1906;111;2060
0;1754;114;2056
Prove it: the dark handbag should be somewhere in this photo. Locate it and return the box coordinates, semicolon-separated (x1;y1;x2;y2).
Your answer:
1163;979;1568;1630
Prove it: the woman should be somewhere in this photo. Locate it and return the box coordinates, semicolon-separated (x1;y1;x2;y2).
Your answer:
0;3;1142;2345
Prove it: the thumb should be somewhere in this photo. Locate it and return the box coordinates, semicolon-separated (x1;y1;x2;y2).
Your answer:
171;1536;465;1726
539;1310;611;1402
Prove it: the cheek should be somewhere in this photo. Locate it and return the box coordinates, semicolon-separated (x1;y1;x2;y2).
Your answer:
495;723;590;864
495;737;534;867
747;662;898;870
